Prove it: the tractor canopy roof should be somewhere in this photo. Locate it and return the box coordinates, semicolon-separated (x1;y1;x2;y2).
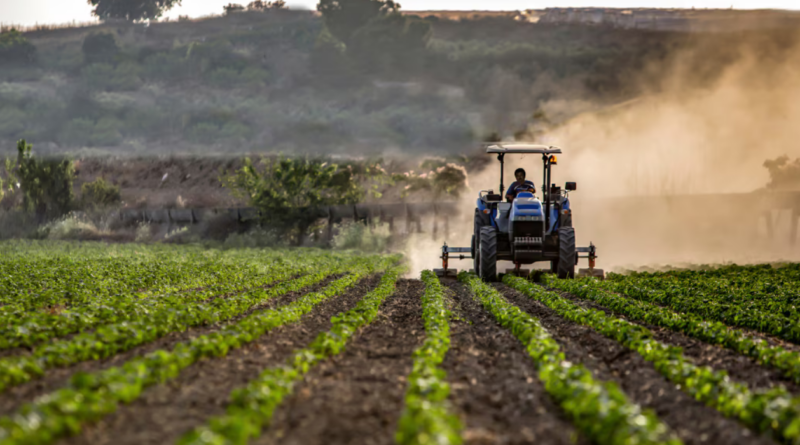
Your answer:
485;143;562;155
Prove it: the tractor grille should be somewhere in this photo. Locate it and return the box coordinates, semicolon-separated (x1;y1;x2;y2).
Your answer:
512;221;544;238
514;237;543;245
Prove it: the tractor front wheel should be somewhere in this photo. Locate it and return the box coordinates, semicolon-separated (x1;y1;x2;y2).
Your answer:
479;226;497;282
557;227;576;279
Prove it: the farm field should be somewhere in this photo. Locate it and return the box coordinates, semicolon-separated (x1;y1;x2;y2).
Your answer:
2;242;800;444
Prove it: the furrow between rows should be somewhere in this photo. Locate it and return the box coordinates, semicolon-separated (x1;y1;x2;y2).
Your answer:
459;273;680;445
254;278;423;445
0;257;396;444
0;273;342;418
504;275;800;444
494;282;771;445
545;277;800;395
442;279;585;445
59;275;383;445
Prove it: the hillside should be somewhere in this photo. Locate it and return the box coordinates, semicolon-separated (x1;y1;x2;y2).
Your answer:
2;8;796;158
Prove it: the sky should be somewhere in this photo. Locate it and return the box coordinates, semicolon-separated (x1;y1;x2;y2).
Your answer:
1;0;798;27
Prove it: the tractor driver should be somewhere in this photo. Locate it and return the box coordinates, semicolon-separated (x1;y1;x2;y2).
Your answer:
506;168;536;202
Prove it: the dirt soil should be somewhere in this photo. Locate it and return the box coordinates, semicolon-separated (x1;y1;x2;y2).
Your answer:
255;279;425;445
442;279;586;445
0;274;343;418
57;275;381;445
552;287;800;395
494;283;778;445
74;156;246;209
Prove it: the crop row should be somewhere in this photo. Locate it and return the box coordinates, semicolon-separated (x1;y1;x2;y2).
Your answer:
461;273;680;445
178;265;406;444
600;274;800;344
0;265;340;393
0;257;245;311
0;256;397;444
546;275;800;385
615;263;800;282
0;244;354;314
0;260;298;350
0;246;289;311
608;263;800;321
505;275;800;444
395;270;462;445
0;251;367;350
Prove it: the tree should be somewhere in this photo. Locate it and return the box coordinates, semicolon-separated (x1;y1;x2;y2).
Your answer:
82;32;120;65
317;0;399;45
223;156;371;244
247;1;286;10
87;0;182;21
16;140;75;222
0;29;36;65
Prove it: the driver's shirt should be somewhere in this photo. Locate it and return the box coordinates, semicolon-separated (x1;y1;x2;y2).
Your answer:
506;180;536;200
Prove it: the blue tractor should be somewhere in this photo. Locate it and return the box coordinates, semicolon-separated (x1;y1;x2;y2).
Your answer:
437;143;603;281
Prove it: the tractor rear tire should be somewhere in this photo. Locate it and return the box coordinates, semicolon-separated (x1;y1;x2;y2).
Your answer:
557;227;576;279
479;226;497;282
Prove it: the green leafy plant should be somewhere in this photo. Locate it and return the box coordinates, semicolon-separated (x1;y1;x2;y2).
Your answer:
462;272;680;445
395;270;462;445
0;255;397;444
178;264;405;444
601;267;800;344
80;177;121;208
546;275;800;385
505;275;800;444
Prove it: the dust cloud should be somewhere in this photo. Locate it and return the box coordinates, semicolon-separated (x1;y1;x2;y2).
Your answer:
407;29;800;275
543;29;800;269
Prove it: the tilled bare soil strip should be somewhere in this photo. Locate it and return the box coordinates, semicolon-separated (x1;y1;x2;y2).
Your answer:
443;279;585;445
551;287;800;394
0;274;344;418
255;279;424;445
495;284;778;445
57;275;381;445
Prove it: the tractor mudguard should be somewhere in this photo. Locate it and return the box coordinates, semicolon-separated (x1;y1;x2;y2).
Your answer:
474;208;492;231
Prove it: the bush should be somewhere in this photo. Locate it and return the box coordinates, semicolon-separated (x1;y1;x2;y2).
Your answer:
332;219;391;252
82;32;120;65
80;177;121;208
0;29;36;65
143;52;193;81
205;65;268;88
82;62;142;91
37;212;101;240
